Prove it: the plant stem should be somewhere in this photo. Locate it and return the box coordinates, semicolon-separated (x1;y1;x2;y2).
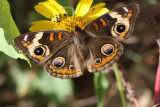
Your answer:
113;64;127;107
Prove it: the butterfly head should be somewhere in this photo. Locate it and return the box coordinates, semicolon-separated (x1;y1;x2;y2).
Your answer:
74;25;82;36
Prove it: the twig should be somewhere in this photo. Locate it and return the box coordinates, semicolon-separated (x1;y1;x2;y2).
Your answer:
120;72;141;107
70;96;98;107
19;65;39;98
114;64;141;107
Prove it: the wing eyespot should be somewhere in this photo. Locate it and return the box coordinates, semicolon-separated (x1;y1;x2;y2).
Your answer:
52;57;65;69
34;47;44;56
95;58;102;64
69;65;75;71
33;46;46;56
101;44;114;56
28;45;50;60
114;23;126;34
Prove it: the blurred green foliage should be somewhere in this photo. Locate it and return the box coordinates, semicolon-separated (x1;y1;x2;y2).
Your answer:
94;72;109;107
9;62;73;104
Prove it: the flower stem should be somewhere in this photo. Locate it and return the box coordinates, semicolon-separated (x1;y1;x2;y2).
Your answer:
94;72;109;107
113;64;127;107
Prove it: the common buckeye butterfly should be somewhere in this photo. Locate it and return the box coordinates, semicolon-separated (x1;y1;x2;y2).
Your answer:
14;4;140;79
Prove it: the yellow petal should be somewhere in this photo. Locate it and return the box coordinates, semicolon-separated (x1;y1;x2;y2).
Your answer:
83;3;109;18
86;8;109;24
35;0;66;19
75;0;93;17
29;20;56;32
48;0;66;13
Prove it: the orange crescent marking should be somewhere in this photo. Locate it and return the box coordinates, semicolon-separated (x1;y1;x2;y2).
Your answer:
100;19;107;27
89;48;118;69
33;55;44;60
93;23;99;30
119;11;132;38
49;33;54;41
125;10;132;20
58;33;62;40
21;41;31;48
119;28;129;38
49;65;81;74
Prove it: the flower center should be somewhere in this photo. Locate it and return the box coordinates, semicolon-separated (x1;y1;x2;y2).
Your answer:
54;16;87;32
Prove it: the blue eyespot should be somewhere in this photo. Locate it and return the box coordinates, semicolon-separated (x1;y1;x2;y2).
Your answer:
101;44;114;56
53;57;65;68
54;61;63;68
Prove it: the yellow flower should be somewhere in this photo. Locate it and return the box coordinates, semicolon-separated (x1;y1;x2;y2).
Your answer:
29;0;109;32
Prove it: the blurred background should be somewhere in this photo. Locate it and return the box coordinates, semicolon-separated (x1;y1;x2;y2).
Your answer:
0;0;160;107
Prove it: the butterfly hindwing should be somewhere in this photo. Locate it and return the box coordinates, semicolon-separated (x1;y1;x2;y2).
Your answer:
84;3;140;41
44;41;85;79
84;37;123;73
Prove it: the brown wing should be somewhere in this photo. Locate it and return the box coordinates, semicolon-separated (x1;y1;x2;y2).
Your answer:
14;30;72;64
84;3;140;41
44;41;85;79
84;37;123;73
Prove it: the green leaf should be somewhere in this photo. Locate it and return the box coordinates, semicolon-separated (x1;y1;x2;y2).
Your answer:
94;72;109;107
0;28;31;66
0;0;31;66
0;0;20;44
57;0;73;16
64;6;75;16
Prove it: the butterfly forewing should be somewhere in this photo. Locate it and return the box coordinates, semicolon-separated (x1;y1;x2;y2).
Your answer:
84;3;140;41
14;30;72;64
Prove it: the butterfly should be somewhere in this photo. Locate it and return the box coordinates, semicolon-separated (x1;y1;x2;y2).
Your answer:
14;4;140;79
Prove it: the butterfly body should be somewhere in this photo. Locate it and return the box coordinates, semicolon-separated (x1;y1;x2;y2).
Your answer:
14;4;140;79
